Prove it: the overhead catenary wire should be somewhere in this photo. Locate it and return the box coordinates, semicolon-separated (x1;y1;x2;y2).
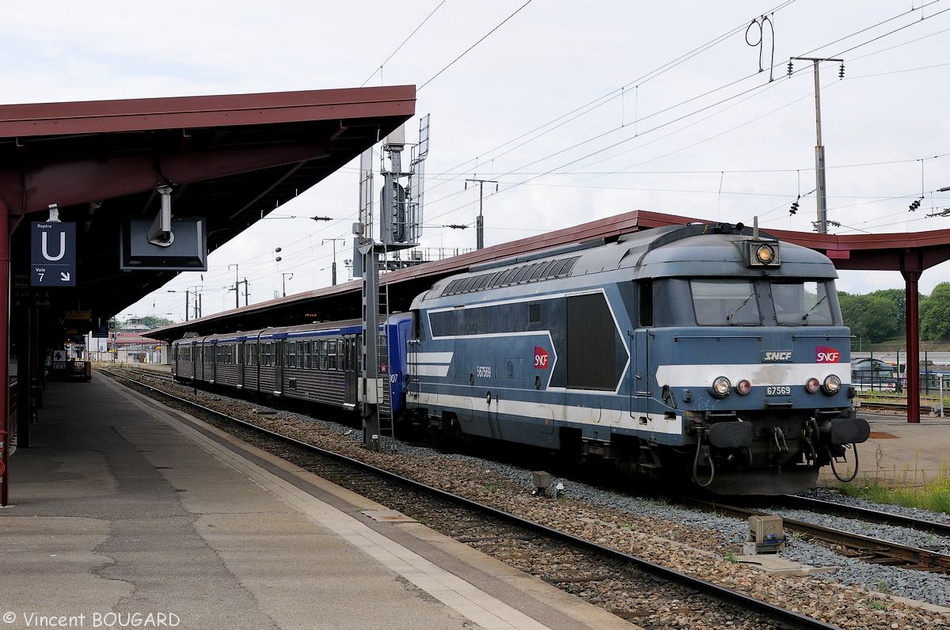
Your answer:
359;0;450;87
418;0;535;91
423;0;800;195
422;3;950;229
164;2;950;313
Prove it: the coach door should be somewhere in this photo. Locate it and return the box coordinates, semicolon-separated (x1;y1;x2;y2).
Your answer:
631;280;654;418
343;337;358;409
631;329;653;417
274;340;284;395
237;342;245;389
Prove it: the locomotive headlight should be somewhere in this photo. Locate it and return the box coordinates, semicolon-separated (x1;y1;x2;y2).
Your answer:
755;244;776;264
735;379;752;395
710;376;732;398
822;374;842;395
747;241;781;266
805;377;821;394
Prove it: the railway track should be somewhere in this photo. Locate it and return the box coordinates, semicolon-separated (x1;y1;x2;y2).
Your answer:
682;496;950;573
101;366;838;630
779;494;950;539
858;399;946;415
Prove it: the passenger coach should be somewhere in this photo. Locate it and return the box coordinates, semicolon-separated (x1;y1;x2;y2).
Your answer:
172;316;411;416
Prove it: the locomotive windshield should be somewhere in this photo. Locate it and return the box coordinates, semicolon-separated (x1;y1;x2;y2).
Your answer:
688;278;836;326
772;280;834;325
691;280;759;325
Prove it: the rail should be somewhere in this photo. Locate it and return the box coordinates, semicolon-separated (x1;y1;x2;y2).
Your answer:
682;497;950;573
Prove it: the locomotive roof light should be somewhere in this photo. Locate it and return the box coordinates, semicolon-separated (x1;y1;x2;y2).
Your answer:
735;379;752;395
711;376;732;398
747;240;781;267
821;374;842;395
805;377;821;394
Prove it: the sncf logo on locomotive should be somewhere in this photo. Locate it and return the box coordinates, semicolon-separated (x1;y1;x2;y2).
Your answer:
762;351;792;362
534;346;550;369
815;346;841;363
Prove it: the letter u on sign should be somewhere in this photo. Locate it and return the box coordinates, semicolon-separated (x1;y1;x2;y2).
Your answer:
42;231;67;261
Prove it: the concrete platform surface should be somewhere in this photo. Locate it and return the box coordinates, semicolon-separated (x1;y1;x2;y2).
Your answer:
818;411;950;488
0;375;634;630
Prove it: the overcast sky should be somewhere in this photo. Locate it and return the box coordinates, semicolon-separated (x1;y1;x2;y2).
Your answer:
4;1;950;321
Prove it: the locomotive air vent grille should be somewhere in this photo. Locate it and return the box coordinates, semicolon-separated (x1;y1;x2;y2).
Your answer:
443;256;580;296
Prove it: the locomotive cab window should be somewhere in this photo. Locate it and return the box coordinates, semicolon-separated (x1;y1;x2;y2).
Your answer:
638;280;653;327
772;280;834;325
691;279;760;325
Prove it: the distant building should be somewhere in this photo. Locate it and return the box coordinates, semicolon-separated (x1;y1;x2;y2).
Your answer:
87;330;166;364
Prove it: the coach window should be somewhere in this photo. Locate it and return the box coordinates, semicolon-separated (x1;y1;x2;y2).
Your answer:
691;279;760;325
318;340;328;370
327;340;338;370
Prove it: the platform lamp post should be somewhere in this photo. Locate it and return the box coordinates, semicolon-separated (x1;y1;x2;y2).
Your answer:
281;273;294;297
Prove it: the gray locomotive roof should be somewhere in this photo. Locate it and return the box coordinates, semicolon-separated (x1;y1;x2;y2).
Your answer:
420;223;838;304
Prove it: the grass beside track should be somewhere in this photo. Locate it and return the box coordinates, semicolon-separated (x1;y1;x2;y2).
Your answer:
839;462;950;515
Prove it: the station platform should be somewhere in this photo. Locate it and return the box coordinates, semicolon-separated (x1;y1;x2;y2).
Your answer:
0;375;631;630
818;410;950;488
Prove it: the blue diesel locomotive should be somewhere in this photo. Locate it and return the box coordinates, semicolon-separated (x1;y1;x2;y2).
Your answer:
172;222;869;494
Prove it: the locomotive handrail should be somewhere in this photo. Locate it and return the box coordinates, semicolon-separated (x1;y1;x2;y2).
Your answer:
672;334;763;341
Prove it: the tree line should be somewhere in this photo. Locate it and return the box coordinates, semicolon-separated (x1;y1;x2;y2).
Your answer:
839;283;950;344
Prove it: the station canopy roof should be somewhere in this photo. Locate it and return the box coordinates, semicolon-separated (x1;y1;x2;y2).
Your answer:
148;209;950;341
0;85;415;333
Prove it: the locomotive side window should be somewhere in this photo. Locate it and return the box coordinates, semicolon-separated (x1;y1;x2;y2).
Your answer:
529;303;541;324
772;281;834;325
691;280;760;325
638;280;653;327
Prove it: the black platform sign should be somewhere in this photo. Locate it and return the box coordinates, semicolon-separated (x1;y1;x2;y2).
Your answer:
31;222;76;287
